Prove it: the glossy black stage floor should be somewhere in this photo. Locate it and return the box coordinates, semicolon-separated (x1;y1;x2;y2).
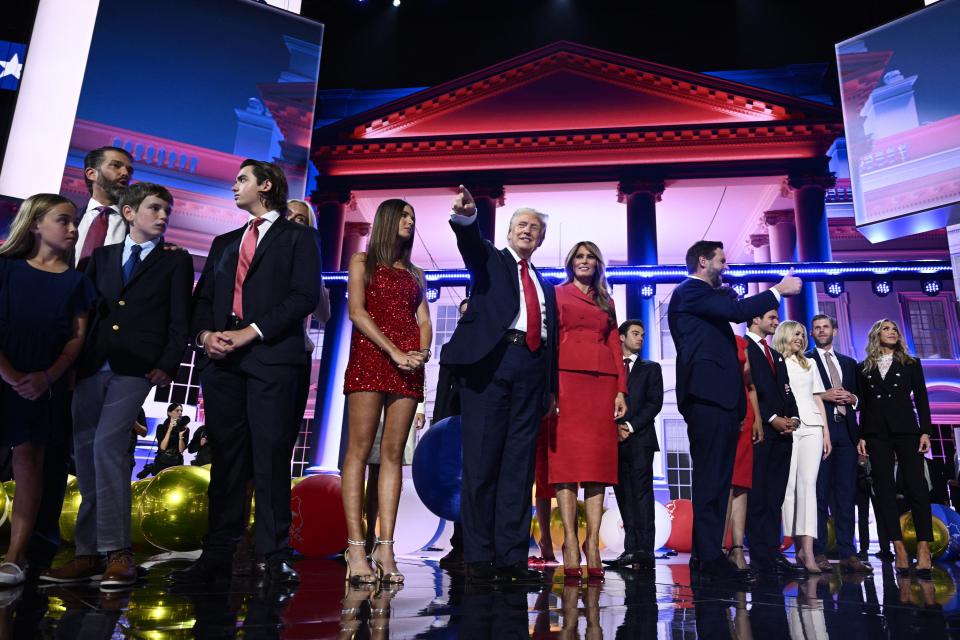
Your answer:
3;551;960;638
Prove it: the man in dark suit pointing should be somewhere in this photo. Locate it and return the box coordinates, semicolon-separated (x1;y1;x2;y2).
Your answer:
440;186;558;584
667;240;801;580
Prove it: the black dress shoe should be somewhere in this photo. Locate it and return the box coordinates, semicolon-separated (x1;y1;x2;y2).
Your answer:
169;557;231;584
874;549;895;562
495;562;544;584
857;550;870;562
439;548;464;569
265;559;299;585
603;552;639;568
465;562;497;583
772;554;805;575
695;558;753;583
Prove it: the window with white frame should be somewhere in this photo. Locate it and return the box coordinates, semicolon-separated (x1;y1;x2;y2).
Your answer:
816;293;854;357
663;418;692;500
899;292;959;359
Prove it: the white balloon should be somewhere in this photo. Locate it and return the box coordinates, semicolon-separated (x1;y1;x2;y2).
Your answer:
654;501;672;550
394;477;444;555
599;506;625;554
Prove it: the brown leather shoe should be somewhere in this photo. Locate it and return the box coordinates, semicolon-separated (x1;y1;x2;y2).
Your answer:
838;554;874;574
100;550;137;589
38;555;105;583
814;554;833;572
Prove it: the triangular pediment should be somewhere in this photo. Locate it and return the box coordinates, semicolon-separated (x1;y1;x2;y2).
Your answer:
319;42;839;142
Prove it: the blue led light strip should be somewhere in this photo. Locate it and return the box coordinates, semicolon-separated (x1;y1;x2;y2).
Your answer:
321;260;952;286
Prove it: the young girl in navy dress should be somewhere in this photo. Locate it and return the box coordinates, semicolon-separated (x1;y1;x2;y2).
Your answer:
0;194;96;586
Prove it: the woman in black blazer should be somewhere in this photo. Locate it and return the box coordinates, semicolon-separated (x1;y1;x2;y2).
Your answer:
856;318;933;576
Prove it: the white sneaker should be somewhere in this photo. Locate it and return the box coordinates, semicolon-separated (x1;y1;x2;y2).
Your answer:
0;562;26;587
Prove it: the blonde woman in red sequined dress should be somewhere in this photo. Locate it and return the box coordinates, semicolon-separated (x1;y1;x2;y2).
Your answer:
341;199;432;585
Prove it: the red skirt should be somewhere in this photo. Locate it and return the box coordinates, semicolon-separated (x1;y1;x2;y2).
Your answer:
731;406;755;489
547;370;619;486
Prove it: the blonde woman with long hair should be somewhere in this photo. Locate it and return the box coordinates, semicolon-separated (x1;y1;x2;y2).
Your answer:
0;194;96;586
856;319;933;576
549;241;627;580
773;320;831;574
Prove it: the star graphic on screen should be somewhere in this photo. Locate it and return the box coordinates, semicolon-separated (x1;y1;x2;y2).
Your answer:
0;53;23;80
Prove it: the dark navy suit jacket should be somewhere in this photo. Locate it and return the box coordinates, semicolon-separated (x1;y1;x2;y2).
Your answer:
667;277;779;419
745;335;800;438
439;217;557;415
619;358;663;451
806;348;860;445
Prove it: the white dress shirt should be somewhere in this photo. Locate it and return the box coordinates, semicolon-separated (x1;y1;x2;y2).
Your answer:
239;211;280;339
122;234;161;265
75;198;126;266
450;210;547;340
623;352;638;433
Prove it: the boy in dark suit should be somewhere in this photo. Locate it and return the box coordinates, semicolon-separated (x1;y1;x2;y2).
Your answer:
173;160;321;587
744;308;801;575
41;182;192;588
607;319;663;570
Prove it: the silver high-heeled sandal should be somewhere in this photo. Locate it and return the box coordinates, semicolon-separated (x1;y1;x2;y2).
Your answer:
369;539;404;584
345;538;377;585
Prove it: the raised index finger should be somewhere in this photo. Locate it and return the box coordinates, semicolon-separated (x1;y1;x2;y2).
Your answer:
459;184;475;206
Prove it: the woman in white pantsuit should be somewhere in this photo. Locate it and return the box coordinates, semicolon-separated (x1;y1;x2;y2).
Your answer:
775;320;832;574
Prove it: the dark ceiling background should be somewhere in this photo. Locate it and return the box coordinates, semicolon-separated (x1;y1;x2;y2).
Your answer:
302;0;925;93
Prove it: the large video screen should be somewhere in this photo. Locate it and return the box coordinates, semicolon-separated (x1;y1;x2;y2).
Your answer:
59;0;324;255
836;0;960;241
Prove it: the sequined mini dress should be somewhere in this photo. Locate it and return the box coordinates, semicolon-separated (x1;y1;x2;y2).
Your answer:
343;264;424;400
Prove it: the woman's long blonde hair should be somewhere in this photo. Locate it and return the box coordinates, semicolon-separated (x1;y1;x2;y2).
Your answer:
773;320;811;370
563;241;615;325
0;193;76;260
862;318;915;372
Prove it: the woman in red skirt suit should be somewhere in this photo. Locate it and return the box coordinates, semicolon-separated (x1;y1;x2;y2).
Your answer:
341;199;432;585
549;241;627;578
724;334;762;570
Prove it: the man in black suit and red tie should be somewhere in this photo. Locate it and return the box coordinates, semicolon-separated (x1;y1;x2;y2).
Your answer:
441;186;558;584
744;308;802;576
607;319;663;571
667;240;801;580
173;159;321;588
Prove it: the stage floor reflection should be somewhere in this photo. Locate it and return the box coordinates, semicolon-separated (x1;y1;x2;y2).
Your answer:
6;552;960;638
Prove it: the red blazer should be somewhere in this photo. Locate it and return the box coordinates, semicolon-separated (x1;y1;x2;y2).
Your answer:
556;283;627;393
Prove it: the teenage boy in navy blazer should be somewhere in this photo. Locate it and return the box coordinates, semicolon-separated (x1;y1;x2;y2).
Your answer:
667;240;801;581
806;314;872;574
173;160;321;588
40;182;192;589
607;319;663;571
744;308;802;576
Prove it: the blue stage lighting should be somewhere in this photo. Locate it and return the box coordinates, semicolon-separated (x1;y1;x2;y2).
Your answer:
825;280;844;298
921;278;941;297
872;278;893;297
730;282;747;298
639;283;655;299
426;286;440;303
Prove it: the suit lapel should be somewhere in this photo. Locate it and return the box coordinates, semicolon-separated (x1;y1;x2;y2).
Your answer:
810;350;832;390
248;216;286;275
121;242;165;291
101;243;125;300
501;248;520;300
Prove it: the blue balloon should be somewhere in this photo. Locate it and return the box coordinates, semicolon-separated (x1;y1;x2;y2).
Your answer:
931;504;960;561
412;415;462;522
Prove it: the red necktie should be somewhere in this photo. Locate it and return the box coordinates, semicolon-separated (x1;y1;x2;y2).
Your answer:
78;206;112;262
519;258;542;351
761;338;776;374
232;218;265;318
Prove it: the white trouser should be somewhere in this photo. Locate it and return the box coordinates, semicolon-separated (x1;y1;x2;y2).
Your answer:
782;424;823;538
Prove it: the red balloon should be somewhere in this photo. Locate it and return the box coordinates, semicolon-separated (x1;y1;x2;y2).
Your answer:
290;474;348;557
665;499;693;553
781;535;794;552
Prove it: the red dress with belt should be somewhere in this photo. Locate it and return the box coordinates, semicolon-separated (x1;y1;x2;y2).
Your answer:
547;283;628;485
343;264;424;401
731;335;755;489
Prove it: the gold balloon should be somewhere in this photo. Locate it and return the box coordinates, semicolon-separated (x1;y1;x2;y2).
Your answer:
59;476;82;544
908;567;956;606
138;465;210;552
2;480;14;500
900;511;950;558
0;483;8;529
826;517;837;554
548;501;588;549
130;479;160;551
